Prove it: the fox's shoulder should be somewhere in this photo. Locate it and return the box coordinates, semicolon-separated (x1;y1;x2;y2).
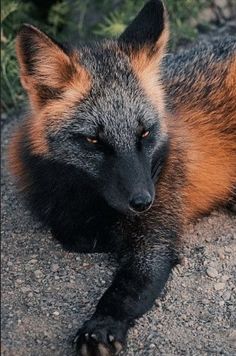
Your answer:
163;37;236;82
163;37;236;113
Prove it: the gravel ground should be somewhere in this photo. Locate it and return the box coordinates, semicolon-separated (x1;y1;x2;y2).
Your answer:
2;112;236;356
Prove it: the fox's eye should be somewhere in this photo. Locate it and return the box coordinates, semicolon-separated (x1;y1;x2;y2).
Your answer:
141;130;150;139
86;137;98;144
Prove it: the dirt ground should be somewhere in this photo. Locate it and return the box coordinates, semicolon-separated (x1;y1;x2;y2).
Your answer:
1;20;236;355
2;109;236;356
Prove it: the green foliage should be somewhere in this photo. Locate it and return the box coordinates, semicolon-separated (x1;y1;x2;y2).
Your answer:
166;0;210;48
93;0;145;38
48;1;70;36
1;0;32;112
0;0;70;112
93;0;209;47
1;0;211;113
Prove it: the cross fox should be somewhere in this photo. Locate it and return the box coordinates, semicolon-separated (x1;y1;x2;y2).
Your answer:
8;0;236;355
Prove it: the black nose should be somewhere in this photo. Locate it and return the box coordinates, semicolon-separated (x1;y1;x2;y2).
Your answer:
129;192;153;212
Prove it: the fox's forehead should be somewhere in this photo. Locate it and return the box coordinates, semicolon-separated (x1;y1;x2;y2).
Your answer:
70;46;159;148
76;41;140;104
77;41;132;83
72;93;158;151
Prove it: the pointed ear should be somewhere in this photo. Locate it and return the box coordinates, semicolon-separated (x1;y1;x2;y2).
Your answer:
118;0;169;66
16;24;89;111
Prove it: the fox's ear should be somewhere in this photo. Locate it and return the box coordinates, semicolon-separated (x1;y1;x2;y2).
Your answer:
119;1;168;117
16;24;88;110
119;0;168;65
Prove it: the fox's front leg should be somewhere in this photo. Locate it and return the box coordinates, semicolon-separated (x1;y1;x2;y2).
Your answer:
75;229;178;356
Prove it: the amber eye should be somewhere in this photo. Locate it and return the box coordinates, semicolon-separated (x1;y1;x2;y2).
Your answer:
86;137;98;144
141;130;150;139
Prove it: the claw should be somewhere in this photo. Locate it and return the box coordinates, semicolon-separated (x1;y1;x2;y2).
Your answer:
80;343;89;356
84;333;89;341
98;343;110;356
73;335;79;344
91;333;98;341
114;341;123;355
108;334;115;342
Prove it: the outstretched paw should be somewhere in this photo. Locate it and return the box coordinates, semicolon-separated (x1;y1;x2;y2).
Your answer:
74;316;127;356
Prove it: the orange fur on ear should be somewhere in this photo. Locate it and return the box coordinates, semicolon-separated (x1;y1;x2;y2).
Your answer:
118;1;169;130
119;0;169;71
130;22;169;132
16;24;91;111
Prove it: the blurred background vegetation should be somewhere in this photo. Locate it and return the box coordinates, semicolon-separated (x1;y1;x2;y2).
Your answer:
0;0;226;113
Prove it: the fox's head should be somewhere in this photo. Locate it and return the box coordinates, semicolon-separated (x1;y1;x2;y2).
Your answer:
15;0;169;215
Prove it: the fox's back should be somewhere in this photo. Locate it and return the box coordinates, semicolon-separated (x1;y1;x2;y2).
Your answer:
163;37;236;119
161;38;236;217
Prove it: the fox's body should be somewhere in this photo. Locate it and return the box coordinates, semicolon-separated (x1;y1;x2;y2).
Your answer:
164;39;236;219
9;1;236;355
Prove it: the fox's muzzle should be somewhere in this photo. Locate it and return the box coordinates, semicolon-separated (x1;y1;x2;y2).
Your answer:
103;152;155;214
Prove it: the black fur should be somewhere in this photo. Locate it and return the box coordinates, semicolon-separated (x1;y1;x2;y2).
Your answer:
119;0;165;51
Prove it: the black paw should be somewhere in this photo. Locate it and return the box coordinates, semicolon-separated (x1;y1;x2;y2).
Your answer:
74;316;128;356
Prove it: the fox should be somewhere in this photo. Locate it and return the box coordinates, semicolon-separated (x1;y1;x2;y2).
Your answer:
8;0;236;355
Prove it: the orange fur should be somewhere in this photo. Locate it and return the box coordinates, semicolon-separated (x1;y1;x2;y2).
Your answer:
131;27;169;134
169;116;236;220
26;65;91;155
168;56;236;220
16;25;92;114
16;25;92;155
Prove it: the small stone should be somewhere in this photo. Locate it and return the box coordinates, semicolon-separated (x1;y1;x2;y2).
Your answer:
215;0;227;8
53;311;60;316
180;256;188;266
34;270;43;279
82;263;90;267
21;286;31;293
222;291;231;301
199;8;217;23
29;259;38;264
218;251;225;260
214;282;225;291
175;265;183;274
219;300;224;307
221;275;229;282
155;300;162;307
206;267;218;278
229;330;236;341
16;279;23;284
51;264;59;272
